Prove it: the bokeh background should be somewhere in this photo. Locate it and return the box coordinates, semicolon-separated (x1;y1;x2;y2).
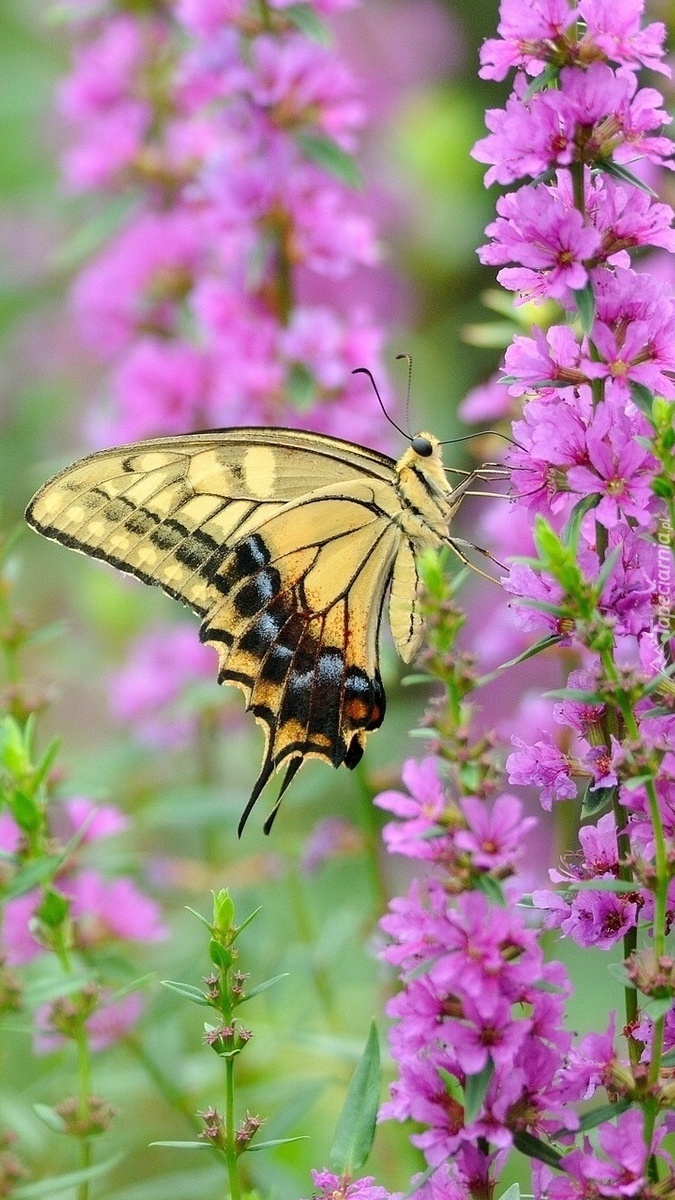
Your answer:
0;1;655;1196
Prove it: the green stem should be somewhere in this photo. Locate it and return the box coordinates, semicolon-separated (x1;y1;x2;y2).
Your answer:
571;160;585;215
75;1025;92;1200
224;1057;241;1200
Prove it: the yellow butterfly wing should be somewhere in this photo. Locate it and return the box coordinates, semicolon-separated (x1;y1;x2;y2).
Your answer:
26;427;432;832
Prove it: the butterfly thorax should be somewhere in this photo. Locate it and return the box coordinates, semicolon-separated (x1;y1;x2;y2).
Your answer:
394;432;454;547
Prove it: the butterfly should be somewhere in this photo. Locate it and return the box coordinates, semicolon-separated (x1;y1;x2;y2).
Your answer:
25;374;503;834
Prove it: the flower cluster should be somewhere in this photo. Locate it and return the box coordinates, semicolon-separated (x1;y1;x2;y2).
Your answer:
61;1;390;447
377;758;576;1195
377;1;675;1196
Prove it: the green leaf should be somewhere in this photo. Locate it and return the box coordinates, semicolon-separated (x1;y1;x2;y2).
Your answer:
161;981;211;1007
512;1130;562;1168
523;64;559;99
498;1187;521;1200
643;996;674;1022
563;493;601;549
233;904;262;940
574;1099;632;1135
150;1142;214;1151
598;159;658;197
25;973;94;1008
329;1019;380;1175
474;874;507;908
400;1164;437;1199
628;381;655;417
401;673;433;686
3;856;62;901
184;905;213;930
498;634;563;670
295;132;362;187
607;961;634;988
572;281;595;334
463;1061;493;1125
14;1152;125;1198
580;782;615;817
569;879;638;894
542;688;605;704
622;773;655;792
246;1136;310;1152
52;196;137;269
284;3;330;43
240;973;290;1003
32;1105;67;1134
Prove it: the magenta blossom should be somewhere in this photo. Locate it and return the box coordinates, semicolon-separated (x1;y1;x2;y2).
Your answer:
507;735;577;810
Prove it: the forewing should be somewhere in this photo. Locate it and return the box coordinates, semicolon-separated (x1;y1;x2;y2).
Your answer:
25;429;397;619
198;482;403;831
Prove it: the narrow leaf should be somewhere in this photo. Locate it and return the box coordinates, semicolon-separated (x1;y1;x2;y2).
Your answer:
498;634;563;670
563;493;601;548
599;159;658;197
14;1152;125;1198
284;3;330;43
150;1142;214;1151
628;381;655;417
463;1061;493;1125
542;688;606;704
622;773;655;792
295;132;362;187
498;1187;521;1200
569;879;637;894
401;1164;437;1199
574;1099;632;1133
474;874;507;908
572;281;595;334
240;973;290;1003
512;1130;562;1169
161;981;210;1007
643;996;674;1022
329;1020;380;1175
581;783;615;817
523;64;559;99
246;1136;309;1152
25;974;94;1008
32;1105;67;1134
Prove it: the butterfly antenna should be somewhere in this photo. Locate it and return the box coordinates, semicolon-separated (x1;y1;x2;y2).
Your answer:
352;367;410;442
439;430;524;450
395;353;413;438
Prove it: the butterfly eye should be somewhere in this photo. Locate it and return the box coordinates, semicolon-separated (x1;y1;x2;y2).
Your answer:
411;435;433;458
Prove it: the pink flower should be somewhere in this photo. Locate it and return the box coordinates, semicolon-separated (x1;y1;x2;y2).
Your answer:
578;0;669;75
566;403;656;527
479;0;579;82
455;793;537;871
307;1172;391;1200
64;869;167;946
111;338;209;441
374;757;448;859
507;735;577;809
